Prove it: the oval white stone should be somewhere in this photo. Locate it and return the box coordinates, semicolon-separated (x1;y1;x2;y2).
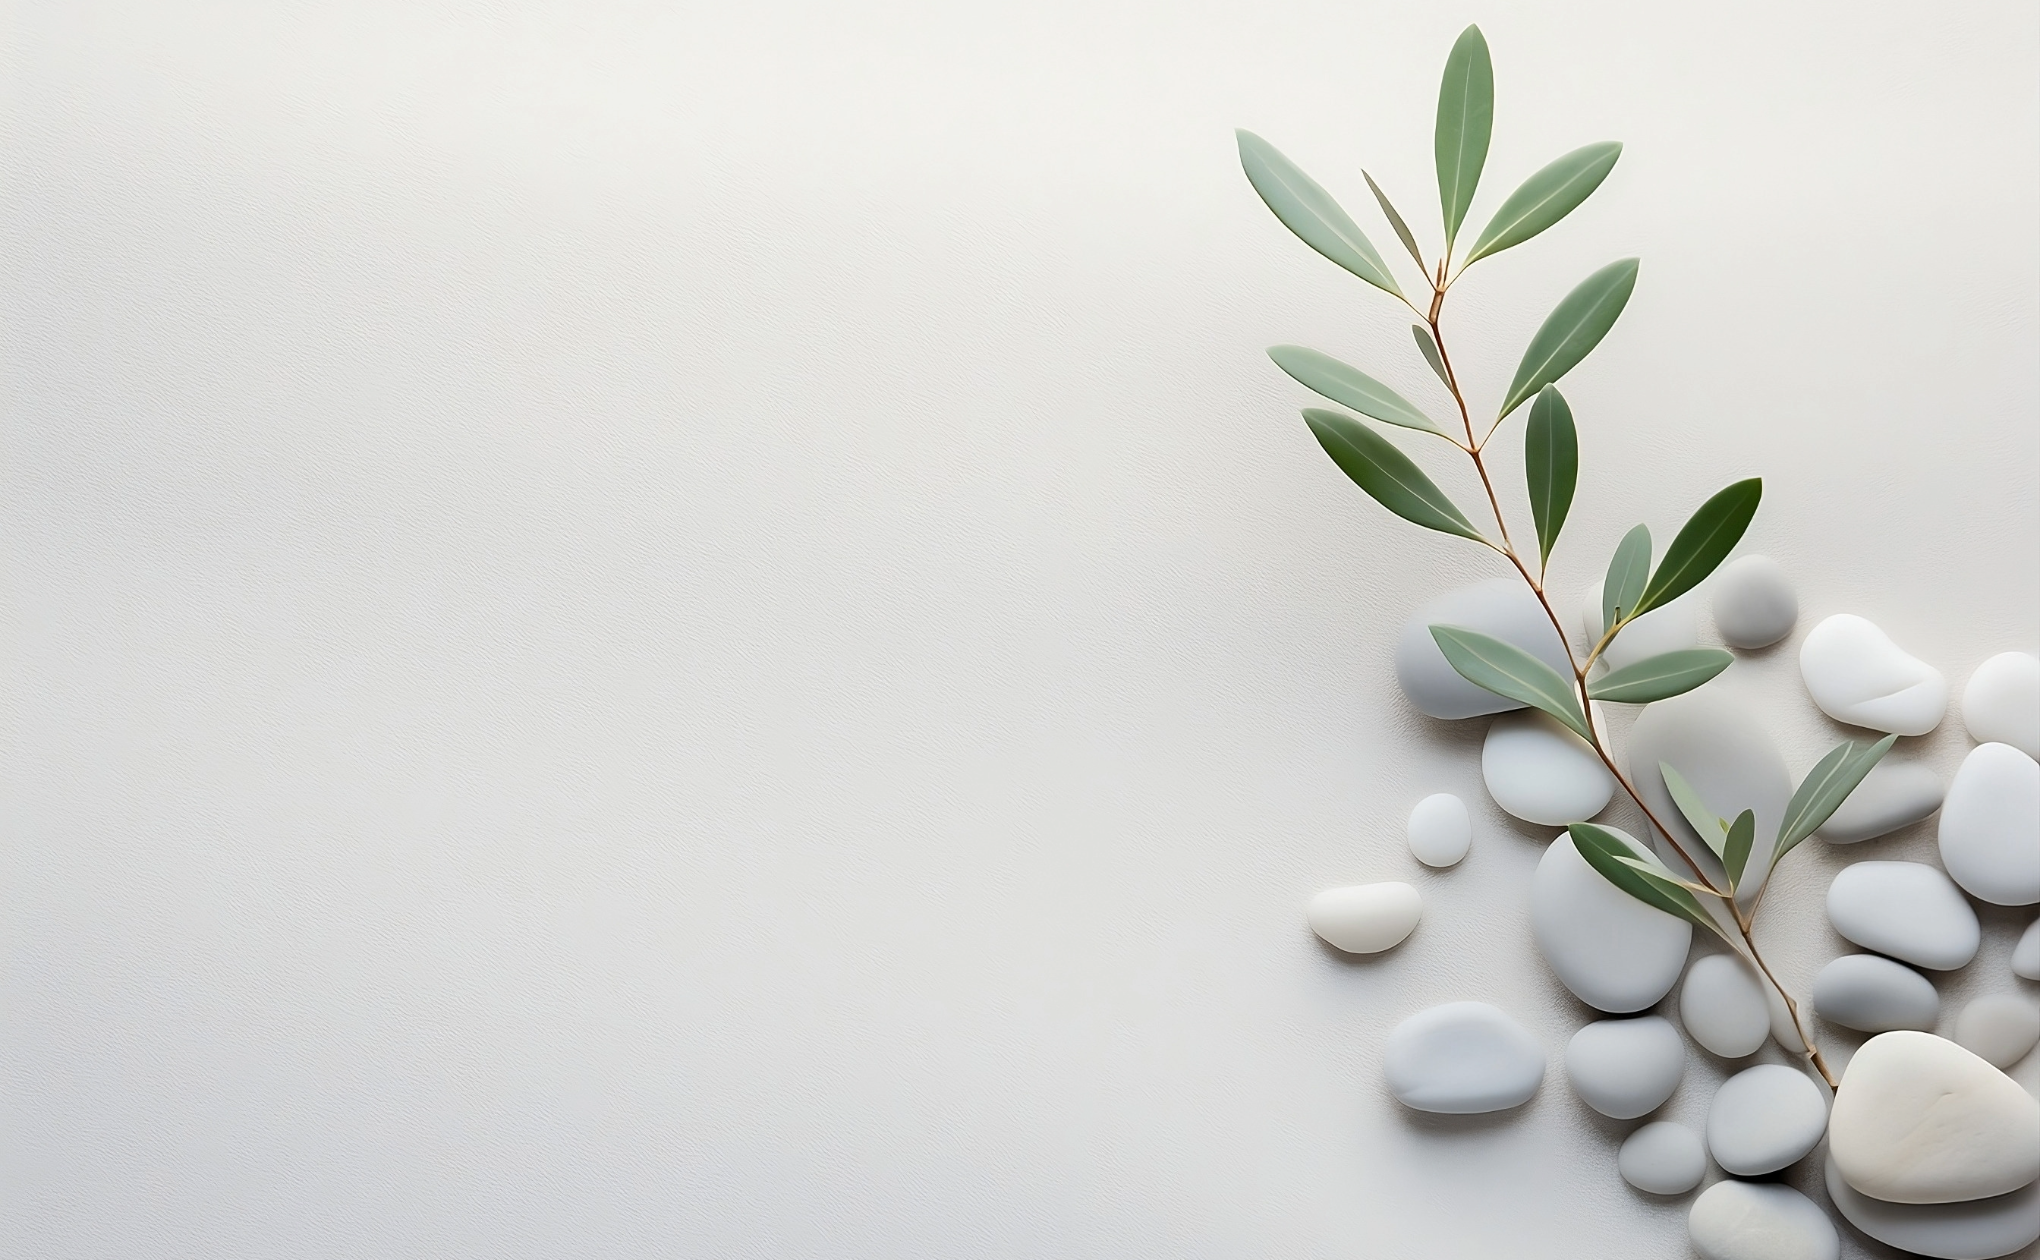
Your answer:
1307;883;1421;954
1481;710;1613;826
1688;1180;1839;1260
1829;1031;2040;1205
1938;742;2040;907
1816;759;1944;844
2014;920;2040;981
1564;1016;1685;1119
1710;555;1798;650
1825;1156;2040;1260
1580;579;1700;673
1531;829;1693;1013
1953;995;2040;1070
1619;1120;1706;1195
1812;954;1940;1033
1382;1001;1544;1114
1827;861;1980;971
1679;953;1771;1058
1405;793;1471;868
1706;1062;1828;1176
1395;579;1572;720
1627;688;1792;903
1799;613;1948;735
1963;651;2040;758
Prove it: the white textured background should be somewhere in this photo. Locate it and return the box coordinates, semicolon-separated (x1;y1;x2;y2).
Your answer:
4;1;2037;1256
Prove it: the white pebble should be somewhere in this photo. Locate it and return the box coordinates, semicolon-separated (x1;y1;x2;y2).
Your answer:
1481;710;1613;826
1825;1156;2040;1260
1564;1016;1685;1119
1618;1121;1706;1195
1799;613;1947;735
1531;829;1693;1013
1688;1180;1838;1260
1954;995;2040;1070
1938;742;2040;907
1705;1062;1828;1176
1710;555;1798;649
1394;579;1572;720
1679;953;1771;1058
1812;954;1940;1033
1382;1001;1544;1114
1405;793;1471;868
1827;861;1980;971
1815;759;1943;844
1829;1031;2040;1205
1963;651;2040;758
1580;579;1700;672
2015;920;2040;981
1627;688;1792;903
1307;883;1421;954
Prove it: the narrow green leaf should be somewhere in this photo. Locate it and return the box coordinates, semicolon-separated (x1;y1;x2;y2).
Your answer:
1602;524;1651;633
1237;130;1404;298
1301;409;1482;541
1524;386;1577;567
1412;325;1451;388
1774;734;1897;860
1632;479;1762;617
1498;258;1639;418
1464;142;1624;264
1434;25;1494;251
1660;762;1728;860
1270;346;1444;436
1363;171;1427;272
1722;809;1756;888
1587;648;1733;704
1429;624;1589;739
1569;824;1723;937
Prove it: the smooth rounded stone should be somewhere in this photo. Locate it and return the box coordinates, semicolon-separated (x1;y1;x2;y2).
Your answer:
1619;1120;1707;1195
1680;953;1771;1058
1405;793;1471;868
1307;883;1421;954
2015;920;2040;980
1382;1001;1544;1114
1816;759;1944;844
1711;555;1798;650
1531;829;1693;1013
1830;1031;2040;1205
1688;1180;1839;1260
1765;970;1808;1052
1481;710;1614;826
1938;742;2040;907
1395;579;1572;720
1799;613;1948;735
1812;954;1941;1033
1706;1063;1829;1176
1580;578;1699;673
1826;861;1980;971
1962;651;2040;758
1826;1156;2040;1260
1953;995;2040;1070
1565;1016;1685;1119
1628;688;1792;900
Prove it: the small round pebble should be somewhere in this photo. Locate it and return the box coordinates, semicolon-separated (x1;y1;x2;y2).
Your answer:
2015;920;2040;981
1826;861;1980;971
1619;1121;1706;1195
1688;1180;1838;1260
1954;994;2040;1070
1706;1063;1828;1176
1812;954;1940;1033
1307;883;1421;954
1406;793;1471;868
1382;1001;1544;1114
1826;1156;2040;1260
1565;1016;1685;1119
1799;613;1948;736
1711;555;1798;649
1481;709;1613;826
1815;759;1943;844
1963;651;2040;758
1938;742;2040;907
1680;953;1770;1058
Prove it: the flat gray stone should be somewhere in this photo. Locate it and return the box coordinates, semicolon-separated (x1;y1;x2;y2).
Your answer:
1688;1180;1838;1260
1564;1016;1684;1119
1711;554;1798;649
1953;995;2040;1070
1382;1001;1544;1114
1619;1120;1706;1195
1816;758;1943;844
1679;953;1770;1059
1829;1031;2040;1205
1938;742;2040;907
1706;1063;1827;1176
1481;709;1612;826
1826;1156;2040;1260
1628;688;1792;905
1531;829;1693;1013
1827;861;1980;971
1394;579;1572;720
1962;651;2040;758
1812;954;1940;1033
1799;613;1948;736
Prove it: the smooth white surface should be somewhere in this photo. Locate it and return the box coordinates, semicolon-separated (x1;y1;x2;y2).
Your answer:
1705;1063;1829;1177
1480;710;1613;825
1826;861;1982;970
1618;1121;1706;1196
1815;758;1943;844
1381;1001;1545;1115
1939;742;2040;906
1825;1157;2040;1260
1688;1181;1839;1260
1564;1016;1684;1119
1406;792;1473;868
4;2;2037;1258
1963;653;2040;757
1954;995;2040;1071
1812;954;1941;1033
1799;614;1949;735
1306;882;1422;954
1828;1032;2040;1206
1712;555;1799;650
1679;953;1772;1058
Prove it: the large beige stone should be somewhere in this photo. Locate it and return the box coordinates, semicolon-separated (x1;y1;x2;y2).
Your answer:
1830;1031;2040;1205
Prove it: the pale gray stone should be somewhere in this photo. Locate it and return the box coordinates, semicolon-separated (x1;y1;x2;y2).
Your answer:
1394;579;1571;720
1938;742;2040;907
1618;1121;1706;1195
1679;953;1771;1058
1812;954;1940;1033
1962;651;2040;758
1307;883;1420;954
1480;709;1613;826
1688;1180;1838;1260
1826;1156;2040;1260
1815;759;1943;844
1706;1063;1827;1176
1953;995;2040;1070
1405;792;1471;869
1627;688;1792;905
1829;1031;2040;1205
1799;613;1947;736
2014;920;2040;981
1382;1001;1544;1114
1826;861;1980;971
1531;829;1692;1013
1564;1016;1684;1119
1710;554;1798;649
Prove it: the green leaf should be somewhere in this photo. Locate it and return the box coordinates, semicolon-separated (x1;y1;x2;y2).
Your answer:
1428;624;1589;740
1270;346;1445;436
1237;130;1404;298
1498;258;1640;418
1464;142;1624;264
1524;386;1577;567
1569;824;1723;936
1774;734;1897;861
1363;171;1427;273
1412;325;1451;388
1602;524;1651;633
1587;648;1733;703
1434;25;1494;251
1723;809;1756;888
1301;409;1482;541
1660;762;1728;860
1631;479;1762;618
